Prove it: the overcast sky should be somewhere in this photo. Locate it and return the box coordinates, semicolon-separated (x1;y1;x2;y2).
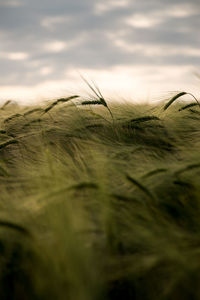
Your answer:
0;0;200;103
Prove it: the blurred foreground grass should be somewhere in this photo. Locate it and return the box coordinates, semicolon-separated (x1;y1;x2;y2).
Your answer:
0;93;200;299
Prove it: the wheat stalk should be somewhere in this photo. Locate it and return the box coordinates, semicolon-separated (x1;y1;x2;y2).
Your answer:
0;100;12;110
42;95;79;115
126;174;155;201
80;75;114;120
0;220;32;237
179;102;198;111
0;139;18;149
164;92;200;110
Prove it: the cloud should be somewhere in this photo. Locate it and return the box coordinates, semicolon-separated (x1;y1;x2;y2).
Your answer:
39;66;53;76
42;34;87;54
0;0;24;7
42;41;67;53
125;3;198;28
0;51;29;60
40;15;72;31
0;65;199;104
0;0;199;102
108;32;200;58
94;0;130;15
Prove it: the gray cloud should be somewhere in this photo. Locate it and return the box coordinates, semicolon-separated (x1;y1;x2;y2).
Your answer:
0;0;199;87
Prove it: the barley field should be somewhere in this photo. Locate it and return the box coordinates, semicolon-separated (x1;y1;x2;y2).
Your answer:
0;89;200;299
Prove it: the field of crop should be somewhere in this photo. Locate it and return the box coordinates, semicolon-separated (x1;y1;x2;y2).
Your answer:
0;89;200;299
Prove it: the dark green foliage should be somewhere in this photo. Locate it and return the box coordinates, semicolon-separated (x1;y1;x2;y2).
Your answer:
0;93;200;299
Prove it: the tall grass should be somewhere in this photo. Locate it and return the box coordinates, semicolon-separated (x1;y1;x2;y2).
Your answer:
0;91;200;299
